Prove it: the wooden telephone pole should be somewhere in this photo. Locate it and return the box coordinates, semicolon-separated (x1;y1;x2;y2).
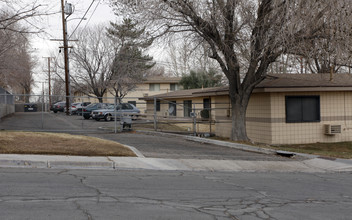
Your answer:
61;0;73;115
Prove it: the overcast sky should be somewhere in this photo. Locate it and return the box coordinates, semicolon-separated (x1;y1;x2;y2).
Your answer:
31;0;116;57
28;0;118;93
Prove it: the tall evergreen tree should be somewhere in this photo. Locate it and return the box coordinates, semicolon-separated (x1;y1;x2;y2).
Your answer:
180;69;223;90
107;18;155;99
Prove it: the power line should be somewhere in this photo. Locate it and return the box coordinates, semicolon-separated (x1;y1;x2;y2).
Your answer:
68;0;95;39
83;0;101;30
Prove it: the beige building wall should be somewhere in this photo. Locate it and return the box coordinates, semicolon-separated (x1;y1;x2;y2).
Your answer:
213;91;352;144
213;96;232;138
269;91;352;144
213;94;272;143
246;93;272;143
147;97;209;118
147;90;352;145
106;82;179;113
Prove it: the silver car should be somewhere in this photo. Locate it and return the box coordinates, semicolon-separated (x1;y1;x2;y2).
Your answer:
91;103;140;121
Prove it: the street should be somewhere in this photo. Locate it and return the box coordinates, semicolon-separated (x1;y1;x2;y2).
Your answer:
0;168;351;220
1;112;352;220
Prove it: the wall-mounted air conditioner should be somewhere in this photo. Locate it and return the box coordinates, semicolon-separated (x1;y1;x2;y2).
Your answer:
324;124;341;135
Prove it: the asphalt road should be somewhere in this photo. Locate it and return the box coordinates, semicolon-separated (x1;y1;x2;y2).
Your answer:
89;132;297;161
0;112;296;161
0;168;351;220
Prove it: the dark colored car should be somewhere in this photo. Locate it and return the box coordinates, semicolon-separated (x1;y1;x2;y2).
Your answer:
50;101;66;113
24;103;38;112
81;103;111;119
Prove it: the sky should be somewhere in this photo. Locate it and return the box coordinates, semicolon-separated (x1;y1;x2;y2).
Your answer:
31;0;117;56
28;0;118;94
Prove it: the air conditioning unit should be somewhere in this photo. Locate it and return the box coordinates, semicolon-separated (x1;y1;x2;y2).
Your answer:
324;124;341;135
143;93;149;97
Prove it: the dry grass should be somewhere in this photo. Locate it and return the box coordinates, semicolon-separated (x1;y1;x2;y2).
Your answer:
0;131;136;157
209;136;352;159
270;142;352;159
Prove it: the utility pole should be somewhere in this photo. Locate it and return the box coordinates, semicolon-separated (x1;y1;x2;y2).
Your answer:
61;0;73;115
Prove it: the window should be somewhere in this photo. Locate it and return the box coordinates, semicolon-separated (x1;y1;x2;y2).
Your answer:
156;100;160;111
285;96;320;123
170;83;178;91
149;83;160;91
203;98;211;110
128;101;137;107
122;103;134;110
183;100;192;117
169;101;176;116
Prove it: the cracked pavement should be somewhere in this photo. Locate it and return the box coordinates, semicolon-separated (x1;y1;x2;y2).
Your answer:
0;168;351;220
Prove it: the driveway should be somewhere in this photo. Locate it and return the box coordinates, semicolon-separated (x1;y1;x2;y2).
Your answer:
0;112;299;161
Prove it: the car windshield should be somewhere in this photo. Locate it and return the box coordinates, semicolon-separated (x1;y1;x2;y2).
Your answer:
86;103;97;108
107;105;115;109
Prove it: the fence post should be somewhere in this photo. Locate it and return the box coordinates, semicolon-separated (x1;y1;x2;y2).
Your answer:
193;103;196;136
4;91;7;105
114;96;117;133
209;108;212;135
154;97;157;131
41;92;44;129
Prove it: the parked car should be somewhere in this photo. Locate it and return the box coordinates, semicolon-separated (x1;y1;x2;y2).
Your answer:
24;103;38;112
50;101;66;113
81;103;111;119
91;103;140;121
71;102;91;115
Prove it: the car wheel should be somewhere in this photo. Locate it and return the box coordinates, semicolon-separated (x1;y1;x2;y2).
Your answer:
105;114;112;121
53;110;57;113
83;115;90;120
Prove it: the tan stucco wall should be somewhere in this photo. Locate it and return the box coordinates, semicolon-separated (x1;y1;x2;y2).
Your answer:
213;91;352;144
146;90;352;145
246;93;273;143
268;91;352;144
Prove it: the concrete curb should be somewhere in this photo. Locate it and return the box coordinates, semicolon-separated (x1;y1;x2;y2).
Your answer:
0;154;352;173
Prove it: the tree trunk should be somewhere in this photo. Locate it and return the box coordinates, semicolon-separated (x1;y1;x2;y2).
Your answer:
98;97;103;103
228;83;251;141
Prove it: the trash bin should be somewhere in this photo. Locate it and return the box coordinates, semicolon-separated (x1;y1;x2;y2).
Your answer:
120;115;132;130
24;103;38;112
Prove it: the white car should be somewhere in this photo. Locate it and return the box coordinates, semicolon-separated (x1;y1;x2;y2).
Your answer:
91;103;140;121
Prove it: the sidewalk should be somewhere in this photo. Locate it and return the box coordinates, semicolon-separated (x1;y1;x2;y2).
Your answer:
0;153;351;173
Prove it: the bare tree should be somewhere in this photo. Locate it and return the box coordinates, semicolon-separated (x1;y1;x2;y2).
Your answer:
0;0;53;33
0;21;35;101
111;0;348;141
70;25;115;103
166;37;220;76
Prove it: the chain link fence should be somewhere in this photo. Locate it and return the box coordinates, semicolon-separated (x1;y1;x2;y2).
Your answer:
0;88;15;119
0;93;232;137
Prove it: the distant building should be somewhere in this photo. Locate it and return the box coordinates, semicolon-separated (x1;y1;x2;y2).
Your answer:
73;76;181;113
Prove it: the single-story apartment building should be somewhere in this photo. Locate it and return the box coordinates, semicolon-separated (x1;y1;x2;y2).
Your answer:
142;74;352;145
73;76;181;113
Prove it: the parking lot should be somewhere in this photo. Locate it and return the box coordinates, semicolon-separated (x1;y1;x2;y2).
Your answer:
0;112;299;161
